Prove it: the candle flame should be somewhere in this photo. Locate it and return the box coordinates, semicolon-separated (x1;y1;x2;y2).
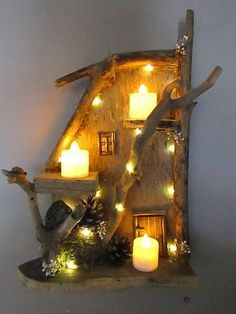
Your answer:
142;234;151;248
139;84;147;94
70;141;80;152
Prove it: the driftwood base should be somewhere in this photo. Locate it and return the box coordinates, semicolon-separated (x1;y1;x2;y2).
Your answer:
18;258;198;292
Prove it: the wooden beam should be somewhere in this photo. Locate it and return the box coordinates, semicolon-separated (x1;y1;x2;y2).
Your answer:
55;50;177;88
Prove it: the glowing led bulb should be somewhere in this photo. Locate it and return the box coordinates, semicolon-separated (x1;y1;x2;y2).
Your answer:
167;185;175;197
81;228;91;237
116;203;124;212
66;260;78;270
167;143;175;153
92;95;102;106
135;128;142;136
96;189;101;198
126;163;134;174
168;242;177;254
144;64;154;72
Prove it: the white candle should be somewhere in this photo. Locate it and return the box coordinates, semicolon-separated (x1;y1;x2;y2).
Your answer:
133;234;159;272
60;141;89;178
129;85;157;120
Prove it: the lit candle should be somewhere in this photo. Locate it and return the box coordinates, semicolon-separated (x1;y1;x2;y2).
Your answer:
132;234;159;272
60;141;89;178
129;85;157;120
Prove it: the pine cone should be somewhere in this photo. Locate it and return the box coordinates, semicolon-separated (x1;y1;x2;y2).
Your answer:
79;195;104;227
105;236;132;265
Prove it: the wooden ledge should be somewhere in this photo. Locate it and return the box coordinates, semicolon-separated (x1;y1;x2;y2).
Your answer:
123;119;178;131
34;172;99;194
18;257;198;292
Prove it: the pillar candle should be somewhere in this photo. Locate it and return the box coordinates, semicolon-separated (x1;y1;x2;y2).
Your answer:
129;85;157;120
133;234;159;272
60;141;89;178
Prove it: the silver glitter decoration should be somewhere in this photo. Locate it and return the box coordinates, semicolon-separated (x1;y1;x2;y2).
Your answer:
167;129;184;145
42;259;58;277
174;238;191;255
168;239;191;262
176;35;188;56
97;220;107;240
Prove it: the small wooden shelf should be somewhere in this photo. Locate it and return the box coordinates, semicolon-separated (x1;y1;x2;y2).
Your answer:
18;257;198;292
123;119;178;131
34;172;99;194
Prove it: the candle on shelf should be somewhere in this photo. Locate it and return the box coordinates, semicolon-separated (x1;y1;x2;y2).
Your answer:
132;234;159;272
129;84;157;120
60;141;89;178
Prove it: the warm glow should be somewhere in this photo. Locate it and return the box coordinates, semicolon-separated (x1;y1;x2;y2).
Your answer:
135;128;142;136
168;242;177;254
81;227;91;237
66;260;78;270
167;143;175;153
133;234;159;272
92;96;102;106
60;141;89;178
139;84;147;93
126;163;134;174
129;85;157;120
167;185;175;197
70;141;80;152
142;234;151;248
63;199;76;209
144;64;154;72
115;203;124;212
96;189;101;198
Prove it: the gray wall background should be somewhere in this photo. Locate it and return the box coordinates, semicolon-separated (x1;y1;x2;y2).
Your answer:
0;0;235;313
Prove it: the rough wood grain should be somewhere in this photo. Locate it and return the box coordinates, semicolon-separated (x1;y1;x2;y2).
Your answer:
18;257;198;292
34;172;98;194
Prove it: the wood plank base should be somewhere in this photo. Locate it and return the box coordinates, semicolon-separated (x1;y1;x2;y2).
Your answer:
18;257;198;292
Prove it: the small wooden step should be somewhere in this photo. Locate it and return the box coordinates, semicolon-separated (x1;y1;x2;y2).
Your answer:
34;172;99;194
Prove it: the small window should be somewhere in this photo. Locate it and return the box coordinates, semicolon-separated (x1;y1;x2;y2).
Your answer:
98;131;116;156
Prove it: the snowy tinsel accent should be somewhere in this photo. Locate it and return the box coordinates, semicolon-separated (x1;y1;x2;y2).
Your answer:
42;259;58;277
97;220;107;240
176;35;188;56
167;129;184;145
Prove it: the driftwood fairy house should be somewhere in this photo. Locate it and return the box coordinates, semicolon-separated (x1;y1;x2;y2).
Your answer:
2;10;222;291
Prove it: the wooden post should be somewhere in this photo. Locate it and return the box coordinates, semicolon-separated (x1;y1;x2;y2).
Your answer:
173;9;194;241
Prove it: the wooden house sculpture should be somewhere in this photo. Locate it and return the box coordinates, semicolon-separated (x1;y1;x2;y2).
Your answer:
2;10;222;291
